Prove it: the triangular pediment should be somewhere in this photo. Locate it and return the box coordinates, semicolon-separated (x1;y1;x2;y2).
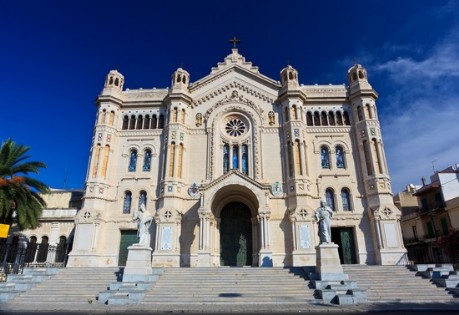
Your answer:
189;49;281;96
202;170;269;192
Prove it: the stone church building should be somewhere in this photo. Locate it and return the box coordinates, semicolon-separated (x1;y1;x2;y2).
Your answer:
67;48;406;268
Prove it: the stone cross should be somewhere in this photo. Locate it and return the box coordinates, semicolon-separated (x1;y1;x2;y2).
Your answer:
229;36;240;48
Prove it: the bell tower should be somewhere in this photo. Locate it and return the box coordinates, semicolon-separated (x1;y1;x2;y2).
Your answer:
348;64;406;265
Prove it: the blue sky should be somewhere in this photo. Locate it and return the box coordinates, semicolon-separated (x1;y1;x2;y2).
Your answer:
1;0;458;193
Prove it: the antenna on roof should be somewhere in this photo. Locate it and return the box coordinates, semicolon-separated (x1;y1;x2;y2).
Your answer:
432;159;437;173
63;163;69;189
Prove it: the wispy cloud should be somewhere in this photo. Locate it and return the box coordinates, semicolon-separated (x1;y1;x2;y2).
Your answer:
374;31;459;192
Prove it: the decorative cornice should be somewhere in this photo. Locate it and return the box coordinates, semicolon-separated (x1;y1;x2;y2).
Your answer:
192;80;276;107
123;89;169;101
306;127;352;133
204;91;265;122
119;130;164;137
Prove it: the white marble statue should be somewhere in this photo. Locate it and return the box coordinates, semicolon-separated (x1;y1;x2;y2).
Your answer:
315;200;333;244
133;203;153;246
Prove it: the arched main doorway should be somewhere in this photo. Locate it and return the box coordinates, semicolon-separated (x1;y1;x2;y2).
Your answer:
220;202;252;266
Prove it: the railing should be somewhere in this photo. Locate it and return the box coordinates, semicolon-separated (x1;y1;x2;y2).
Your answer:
0;242;68;278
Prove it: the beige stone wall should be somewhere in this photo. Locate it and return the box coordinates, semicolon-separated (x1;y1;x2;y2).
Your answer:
68;51;406;267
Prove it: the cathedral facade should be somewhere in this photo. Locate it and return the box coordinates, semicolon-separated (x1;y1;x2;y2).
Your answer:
67;48;406;268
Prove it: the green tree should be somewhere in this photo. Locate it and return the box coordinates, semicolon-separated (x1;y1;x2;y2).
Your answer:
0;139;49;230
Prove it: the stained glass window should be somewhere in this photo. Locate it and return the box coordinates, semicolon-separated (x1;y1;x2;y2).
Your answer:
139;191;147;209
223;144;229;174
232;145;239;169
342;188;351;211
123;191;132;214
242;145;248;175
336;146;345;168
128;149;137;172
226;119;246;137
321;146;330;169
143;149;152;171
326;189;335;211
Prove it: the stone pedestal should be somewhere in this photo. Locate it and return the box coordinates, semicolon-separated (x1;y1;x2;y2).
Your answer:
316;243;347;281
123;245;153;282
197;250;212;267
259;250;273;267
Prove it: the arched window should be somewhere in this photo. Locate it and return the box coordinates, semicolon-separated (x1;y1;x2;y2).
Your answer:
114;78;119;86
292;105;298;120
92;144;101;177
101;145;110;178
136;115;143;129
314;112;321;126
37;236;49;263
325;188;335;211
320;146;330;169
128;149;137;172
123;191;132;214
232;145;239;169
109;111;115;126
288;142;294;177
158;115;164;128
122;115;129;130
241;144;248;175
343;111;350;125
129;115;136;129
177;144;183;178
357;106;363;121
341;188;352;211
144;115;150;129
181;109;185;124
173;108;178;122
336;111;343;126
328;111;336;126
321;111;328;126
25;236;38;263
152;114;158;129
100;109;106;124
365;104;373;119
306;112;313;126
55;236;67;263
371;138;383;173
294;139;302;175
139;191;147;209
336;145;345;168
143;149;152;171
363;140;373;175
169;142;175;177
223;144;229;174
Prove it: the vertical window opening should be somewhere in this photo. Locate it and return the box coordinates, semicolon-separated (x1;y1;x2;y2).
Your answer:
128;149;137;172
143;149;152;171
320;146;330;169
123;191;132;214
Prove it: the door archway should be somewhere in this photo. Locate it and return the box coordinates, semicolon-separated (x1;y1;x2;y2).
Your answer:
220;202;252;266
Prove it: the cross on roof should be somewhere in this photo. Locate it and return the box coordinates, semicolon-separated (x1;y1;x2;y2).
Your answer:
229;36;240;48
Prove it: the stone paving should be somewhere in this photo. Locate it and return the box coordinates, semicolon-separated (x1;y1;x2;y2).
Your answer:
2;300;459;314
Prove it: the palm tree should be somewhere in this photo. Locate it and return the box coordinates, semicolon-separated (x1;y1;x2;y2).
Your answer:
0;139;49;230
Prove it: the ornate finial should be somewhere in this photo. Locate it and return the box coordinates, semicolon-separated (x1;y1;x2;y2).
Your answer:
229;36;240;49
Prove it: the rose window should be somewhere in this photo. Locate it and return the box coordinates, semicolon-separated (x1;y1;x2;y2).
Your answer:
225;119;246;137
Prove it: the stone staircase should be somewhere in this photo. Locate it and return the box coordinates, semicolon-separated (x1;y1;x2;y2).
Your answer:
342;265;458;303
141;267;319;305
3;267;120;308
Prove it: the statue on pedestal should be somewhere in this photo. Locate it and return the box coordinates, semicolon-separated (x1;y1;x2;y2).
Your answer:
133;203;153;246
315;200;333;244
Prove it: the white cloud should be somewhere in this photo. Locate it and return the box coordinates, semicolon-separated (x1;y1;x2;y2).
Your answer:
375;43;459;81
375;35;459;193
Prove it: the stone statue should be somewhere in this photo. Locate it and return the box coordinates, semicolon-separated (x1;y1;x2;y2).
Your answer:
133;203;153;246
315;200;333;244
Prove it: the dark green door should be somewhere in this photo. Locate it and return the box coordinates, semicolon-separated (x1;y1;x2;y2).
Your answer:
118;230;138;266
220;202;252;266
331;227;357;264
